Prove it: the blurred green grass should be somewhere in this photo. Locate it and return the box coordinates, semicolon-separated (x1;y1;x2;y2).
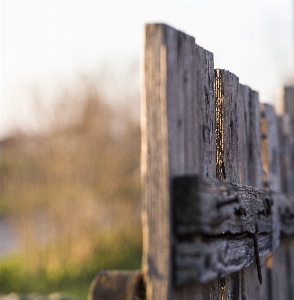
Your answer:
0;229;142;299
0;68;141;299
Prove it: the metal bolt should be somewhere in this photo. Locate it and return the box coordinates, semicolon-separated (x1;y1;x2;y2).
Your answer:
234;206;247;216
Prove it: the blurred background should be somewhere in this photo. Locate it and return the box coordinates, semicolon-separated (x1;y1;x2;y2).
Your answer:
1;0;293;299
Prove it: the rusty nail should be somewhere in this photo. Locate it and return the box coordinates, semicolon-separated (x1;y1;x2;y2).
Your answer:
216;197;239;209
252;232;262;284
264;198;272;215
234;206;247;216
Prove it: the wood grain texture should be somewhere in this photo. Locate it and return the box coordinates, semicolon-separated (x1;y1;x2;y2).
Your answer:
175;234;271;285
262;103;287;300
262;104;281;193
241;88;265;299
142;22;294;299
283;86;294;299
269;87;294;300
217;70;241;299
142;23;173;300
172;174;294;286
142;23;216;300
282;88;294;175
173;176;276;236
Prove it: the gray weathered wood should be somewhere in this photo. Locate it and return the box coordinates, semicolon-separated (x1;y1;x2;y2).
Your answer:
269;87;294;300
216;69;241;299
175;234;271;285
173;174;294;286
242;88;265;299
261;103;288;300
284;86;294;126
173;91;294;291
142;22;294;299
281;86;294;196
247;90;263;190
142;23;173;300
174;174;294;234
283;86;294;299
174;176;275;236
142;23;216;300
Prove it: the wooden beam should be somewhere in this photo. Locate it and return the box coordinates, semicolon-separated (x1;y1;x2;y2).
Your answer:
175;234;271;285
173;174;294;285
174;175;294;237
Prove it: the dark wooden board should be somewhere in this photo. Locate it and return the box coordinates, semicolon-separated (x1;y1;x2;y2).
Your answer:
173;174;294;286
174;175;294;238
174;234;271;285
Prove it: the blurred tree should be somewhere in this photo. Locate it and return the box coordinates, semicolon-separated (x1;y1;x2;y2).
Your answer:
0;64;141;274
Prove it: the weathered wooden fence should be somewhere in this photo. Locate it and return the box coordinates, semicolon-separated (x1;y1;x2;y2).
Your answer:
89;24;294;300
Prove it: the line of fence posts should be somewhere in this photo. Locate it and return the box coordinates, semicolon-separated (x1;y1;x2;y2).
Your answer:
88;23;294;300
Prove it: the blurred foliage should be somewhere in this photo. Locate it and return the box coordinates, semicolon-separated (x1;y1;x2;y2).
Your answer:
0;229;142;299
0;67;141;298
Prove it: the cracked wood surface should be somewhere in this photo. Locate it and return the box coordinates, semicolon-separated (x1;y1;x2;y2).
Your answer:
173;175;294;285
141;22;294;300
174;175;294;237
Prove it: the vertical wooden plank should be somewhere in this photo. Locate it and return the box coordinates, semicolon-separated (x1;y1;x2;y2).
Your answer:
172;29;203;300
280;86;294;299
142;23;216;300
247;90;263;190
141;23;175;300
237;85;249;185
262;104;281;193
283;86;294;196
174;42;218;299
262;104;281;250
276;114;294;300
283;86;294;124
278;114;292;196
221;70;239;184
197;46;216;180
197;46;220;300
261;103;289;300
259;103;273;300
242;89;265;300
216;69;241;300
285;86;294;300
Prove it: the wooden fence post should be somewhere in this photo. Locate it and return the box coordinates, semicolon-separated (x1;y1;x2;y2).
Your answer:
283;86;294;298
260;99;294;300
238;87;264;299
142;23;216;300
215;69;241;299
271;86;294;300
141;23;294;300
89;21;294;299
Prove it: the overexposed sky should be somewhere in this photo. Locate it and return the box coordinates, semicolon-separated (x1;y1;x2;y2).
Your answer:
1;0;294;138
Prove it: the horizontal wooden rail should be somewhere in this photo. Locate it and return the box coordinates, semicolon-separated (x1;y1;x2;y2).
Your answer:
173;175;294;285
